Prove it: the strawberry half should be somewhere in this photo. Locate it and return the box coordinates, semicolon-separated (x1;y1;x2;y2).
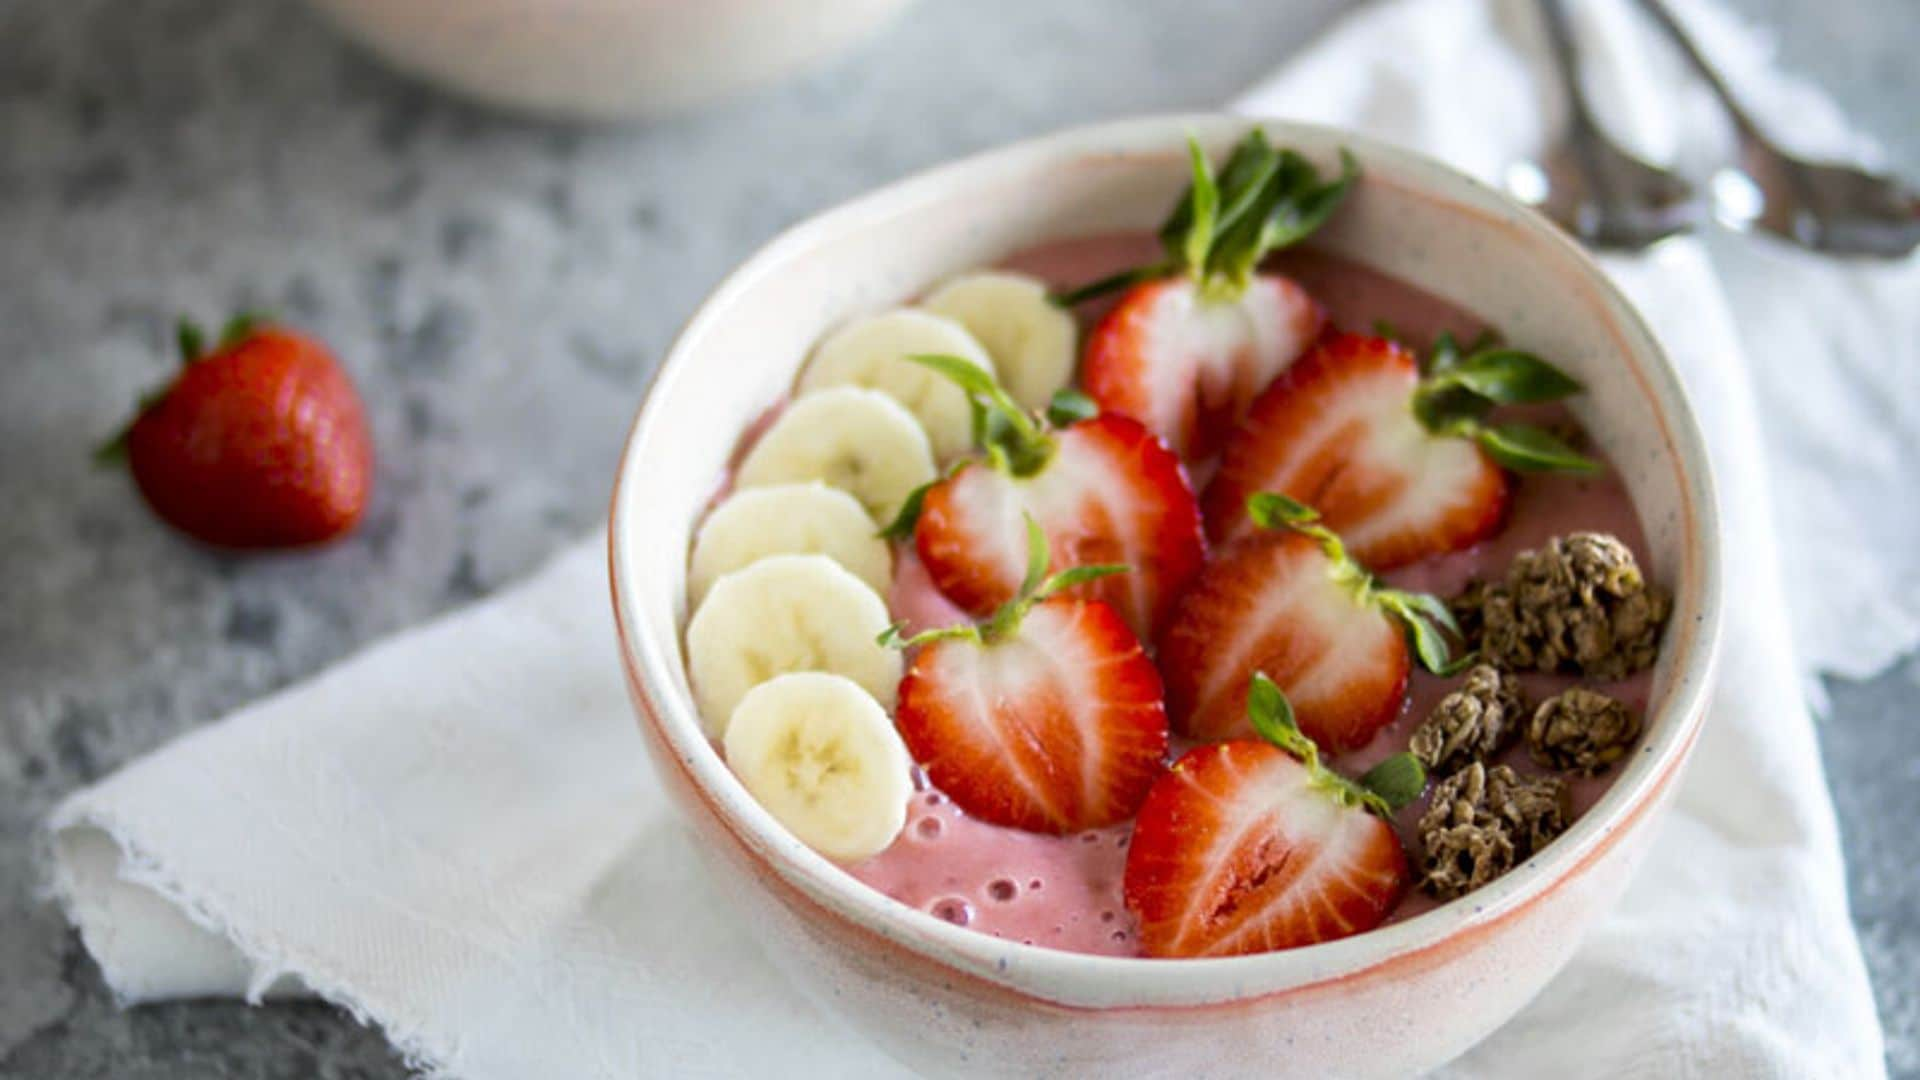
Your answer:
1061;129;1356;461
1125;674;1425;958
899;358;1204;641
1204;331;1597;568
1082;275;1324;462
889;523;1169;833
1158;493;1464;751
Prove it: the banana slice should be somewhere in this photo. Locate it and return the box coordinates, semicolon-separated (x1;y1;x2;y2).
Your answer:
685;553;902;737
736;387;936;524
688;483;893;608
798;308;994;461
723;671;913;861
922;271;1077;412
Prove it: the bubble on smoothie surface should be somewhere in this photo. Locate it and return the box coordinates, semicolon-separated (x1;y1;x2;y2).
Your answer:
916;817;943;840
930;897;974;926
987;878;1018;902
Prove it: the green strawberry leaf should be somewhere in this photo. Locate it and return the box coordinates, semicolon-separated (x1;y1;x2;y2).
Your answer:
1063;132;1359;306
1357;753;1428;812
907;354;1055;476
1446;349;1584;404
1045;388;1099;427
216;311;268;351
878;478;936;541
1245;672;1318;766
1254;148;1359;255
176;319;207;364
1244;490;1321;529
1475;423;1601;474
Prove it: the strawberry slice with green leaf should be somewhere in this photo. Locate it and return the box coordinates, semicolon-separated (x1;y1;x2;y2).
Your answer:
1203;331;1596;567
887;519;1169;834
1063;129;1356;461
1124;673;1424;958
1158;492;1467;751
893;355;1205;641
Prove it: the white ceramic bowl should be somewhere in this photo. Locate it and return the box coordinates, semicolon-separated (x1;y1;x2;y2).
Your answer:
307;0;914;119
608;115;1724;1077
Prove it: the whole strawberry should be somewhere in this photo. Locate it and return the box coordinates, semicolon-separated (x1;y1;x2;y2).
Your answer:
101;316;374;548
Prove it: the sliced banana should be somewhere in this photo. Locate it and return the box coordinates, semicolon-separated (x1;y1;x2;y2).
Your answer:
736;387;936;524
723;671;913;861
685;553;902;737
922;271;1077;413
798;308;994;461
688;483;894;609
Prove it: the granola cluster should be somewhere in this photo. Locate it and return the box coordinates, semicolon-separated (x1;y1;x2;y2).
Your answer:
1409;664;1525;776
1417;762;1569;900
1456;532;1670;679
1528;687;1642;776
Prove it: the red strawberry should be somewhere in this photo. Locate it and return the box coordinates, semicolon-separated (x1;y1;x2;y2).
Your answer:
1125;674;1423;958
890;527;1169;833
1059;129;1356;461
1158;494;1463;751
1081;274;1324;461
1204;332;1596;568
103;317;373;548
901;358;1204;641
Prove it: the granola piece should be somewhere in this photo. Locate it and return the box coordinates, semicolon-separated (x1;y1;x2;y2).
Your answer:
1471;532;1671;679
1528;687;1641;776
1417;762;1569;900
1409;664;1525;775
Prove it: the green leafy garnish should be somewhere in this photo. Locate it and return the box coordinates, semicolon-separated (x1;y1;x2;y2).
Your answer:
1056;130;1360;307
1243;673;1427;817
1473;423;1600;474
878;478;936;541
1406;332;1599;475
1045;388;1099;428
1357;753;1429;812
878;516;1129;649
1244;492;1468;676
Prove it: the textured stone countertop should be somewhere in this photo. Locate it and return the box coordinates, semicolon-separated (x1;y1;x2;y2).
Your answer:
1;0;1914;1075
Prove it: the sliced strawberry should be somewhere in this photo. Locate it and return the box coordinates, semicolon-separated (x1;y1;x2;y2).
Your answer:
1205;332;1597;568
1060;129;1356;462
1159;529;1407;751
894;357;1203;641
891;531;1169;833
1159;493;1466;751
1125;675;1420;958
915;412;1204;640
1081;274;1324;461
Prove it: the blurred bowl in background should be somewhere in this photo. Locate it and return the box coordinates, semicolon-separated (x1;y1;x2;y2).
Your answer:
306;0;915;120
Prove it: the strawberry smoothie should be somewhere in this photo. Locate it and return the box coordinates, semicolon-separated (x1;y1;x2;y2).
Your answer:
846;234;1658;956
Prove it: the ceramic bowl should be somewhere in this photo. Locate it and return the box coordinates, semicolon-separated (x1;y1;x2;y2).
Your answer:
608;115;1723;1077
306;0;913;120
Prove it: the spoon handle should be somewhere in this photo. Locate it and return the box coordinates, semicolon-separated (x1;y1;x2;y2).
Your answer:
1631;0;1767;140
1536;0;1604;138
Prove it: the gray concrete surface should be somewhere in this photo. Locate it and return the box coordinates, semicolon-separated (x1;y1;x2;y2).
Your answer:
1;0;1914;1075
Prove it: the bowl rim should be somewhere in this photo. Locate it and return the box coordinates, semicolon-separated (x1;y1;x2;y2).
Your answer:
608;112;1725;1006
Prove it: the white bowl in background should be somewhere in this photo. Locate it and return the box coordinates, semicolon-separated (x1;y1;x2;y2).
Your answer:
307;0;914;119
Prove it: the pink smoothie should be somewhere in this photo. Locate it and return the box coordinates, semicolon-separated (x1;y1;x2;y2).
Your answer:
714;234;1660;957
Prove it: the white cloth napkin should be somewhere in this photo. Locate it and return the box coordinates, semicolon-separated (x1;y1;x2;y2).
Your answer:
44;0;1907;1075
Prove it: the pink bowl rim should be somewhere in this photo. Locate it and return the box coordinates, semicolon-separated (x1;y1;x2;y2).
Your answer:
607;113;1726;1007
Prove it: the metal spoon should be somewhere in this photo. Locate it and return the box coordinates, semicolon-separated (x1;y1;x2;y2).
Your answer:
1635;0;1920;258
1509;0;1703;251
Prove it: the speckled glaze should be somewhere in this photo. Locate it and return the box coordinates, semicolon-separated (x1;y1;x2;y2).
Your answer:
607;115;1724;1078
